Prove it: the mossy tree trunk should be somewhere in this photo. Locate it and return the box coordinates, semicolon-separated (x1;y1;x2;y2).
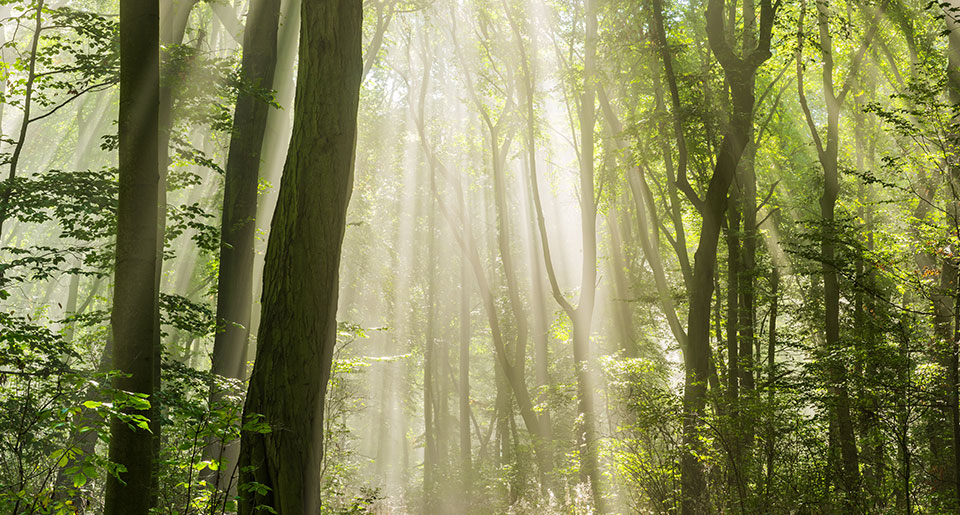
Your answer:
237;0;362;512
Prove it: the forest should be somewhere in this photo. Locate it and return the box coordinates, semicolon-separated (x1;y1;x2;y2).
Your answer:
4;0;960;512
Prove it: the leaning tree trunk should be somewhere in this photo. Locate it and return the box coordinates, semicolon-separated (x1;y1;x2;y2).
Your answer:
103;0;161;513
237;0;362;512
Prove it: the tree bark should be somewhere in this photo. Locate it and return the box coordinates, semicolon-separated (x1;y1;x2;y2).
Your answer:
680;0;776;507
764;265;778;502
237;0;362;511
103;0;160;512
204;0;281;489
796;0;876;498
210;0;281;392
424;168;439;506
459;246;472;496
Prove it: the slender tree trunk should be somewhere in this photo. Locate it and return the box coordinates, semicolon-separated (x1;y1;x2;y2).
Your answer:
421;70;551;489
681;114;748;512
796;0;873;500
524;161;555;480
607;209;638;358
62;274;80;342
510;4;556;479
61;96;90;344
648;0;774;508
571;0;603;507
899;321;912;514
821;113;861;503
424;173;439;506
725;180;742;494
649;0;693;289
495;356;515;502
103;0;160;512
680;53;769;513
208;0;281;405
249;0;301;359
764;265;778;502
0;0;43;242
207;0;282;481
738;136;757;445
459;247;472;497
237;0;362;510
151;1;196;497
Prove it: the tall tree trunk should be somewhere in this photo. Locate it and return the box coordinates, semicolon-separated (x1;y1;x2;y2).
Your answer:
607;209;638;358
424;172;439;506
525;0;605;501
103;0;160;512
725;179;742;491
151;1;196;497
680;0;776;506
210;0;281;391
796;0;879;501
764;265;778;502
738;137;757;443
237;0;362;511
459;247;472;497
524;161;555;480
249;0;301;355
508;1;556;479
820;110;861;504
681;98;749;512
204;0;281;489
573;0;603;506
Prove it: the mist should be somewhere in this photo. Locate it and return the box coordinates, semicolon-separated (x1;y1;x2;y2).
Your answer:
1;0;959;513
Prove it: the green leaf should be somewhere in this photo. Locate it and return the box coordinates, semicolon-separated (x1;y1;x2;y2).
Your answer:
50;449;68;468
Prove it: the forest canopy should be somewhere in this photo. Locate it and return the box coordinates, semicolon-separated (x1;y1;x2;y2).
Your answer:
2;0;960;512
